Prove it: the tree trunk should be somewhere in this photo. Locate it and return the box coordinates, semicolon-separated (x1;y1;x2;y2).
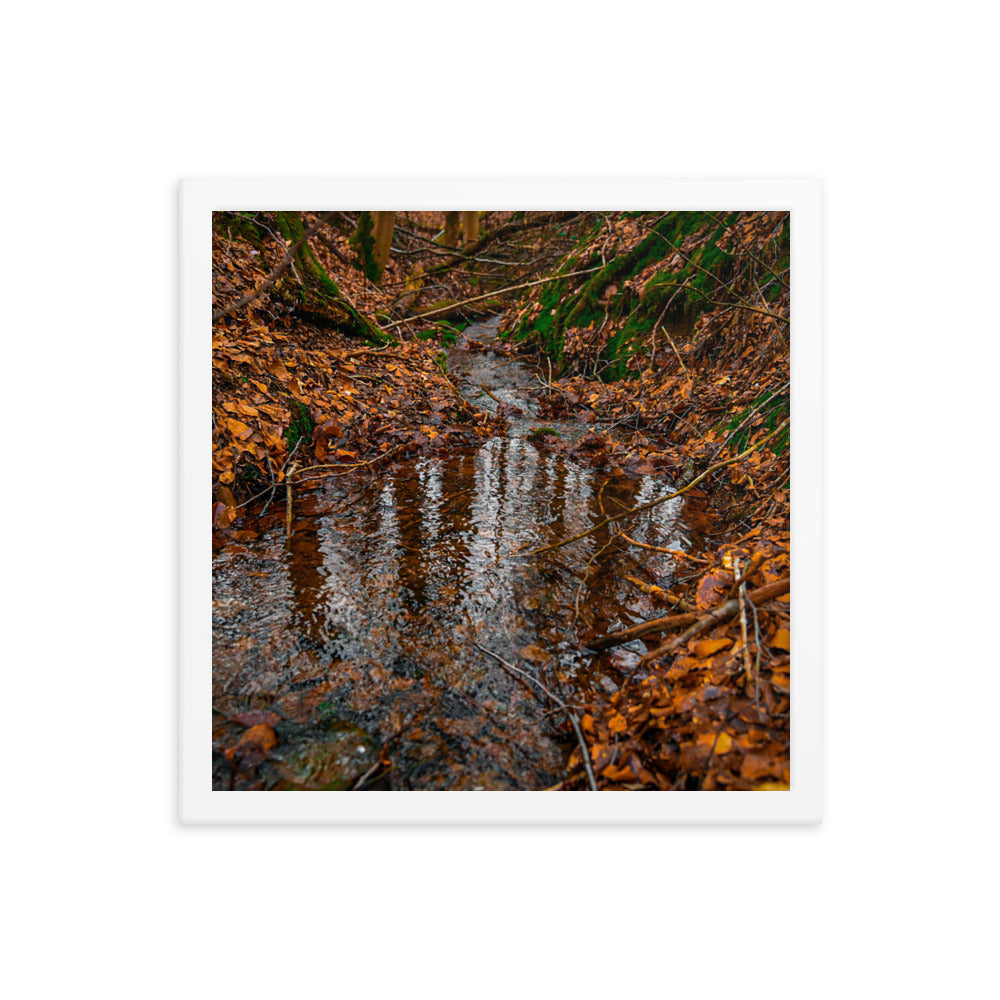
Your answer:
440;211;461;248
349;211;378;280
372;211;397;281
462;211;478;244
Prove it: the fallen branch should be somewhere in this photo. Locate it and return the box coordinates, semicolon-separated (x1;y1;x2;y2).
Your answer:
734;557;754;689
618;532;710;563
381;267;602;329
621;575;691;609
284;460;299;542
586;611;701;652
637;577;789;665
474;643;599;792
587;576;789;653
413;211;584;279
478;383;505;407
292;445;405;480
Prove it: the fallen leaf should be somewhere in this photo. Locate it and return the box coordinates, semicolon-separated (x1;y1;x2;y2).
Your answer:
695;568;734;609
608;713;627;734
236;724;277;752
692;637;734;658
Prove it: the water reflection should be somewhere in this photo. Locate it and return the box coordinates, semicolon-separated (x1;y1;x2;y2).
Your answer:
213;318;694;789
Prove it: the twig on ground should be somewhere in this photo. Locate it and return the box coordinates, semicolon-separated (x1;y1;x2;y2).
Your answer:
734;557;754;691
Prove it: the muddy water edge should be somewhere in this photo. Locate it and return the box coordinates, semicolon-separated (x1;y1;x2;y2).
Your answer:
212;317;711;790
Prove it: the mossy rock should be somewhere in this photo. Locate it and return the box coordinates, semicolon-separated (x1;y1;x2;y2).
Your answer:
270;720;379;790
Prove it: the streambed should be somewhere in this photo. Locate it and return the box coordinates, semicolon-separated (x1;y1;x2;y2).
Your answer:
213;317;702;790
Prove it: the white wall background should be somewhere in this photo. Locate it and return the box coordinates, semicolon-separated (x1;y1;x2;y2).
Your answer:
4;2;995;997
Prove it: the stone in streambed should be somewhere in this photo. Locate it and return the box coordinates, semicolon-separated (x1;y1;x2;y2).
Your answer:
270;719;379;791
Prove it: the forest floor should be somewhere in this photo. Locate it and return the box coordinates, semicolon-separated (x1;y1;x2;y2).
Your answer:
212;211;791;791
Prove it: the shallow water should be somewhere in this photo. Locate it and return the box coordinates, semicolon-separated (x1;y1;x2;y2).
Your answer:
213;317;702;790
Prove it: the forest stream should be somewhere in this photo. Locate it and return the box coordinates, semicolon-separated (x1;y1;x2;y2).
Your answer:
212;317;705;790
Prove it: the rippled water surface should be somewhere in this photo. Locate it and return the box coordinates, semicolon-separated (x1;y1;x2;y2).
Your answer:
213;318;703;789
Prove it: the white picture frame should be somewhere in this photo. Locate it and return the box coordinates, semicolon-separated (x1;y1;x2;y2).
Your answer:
181;178;822;823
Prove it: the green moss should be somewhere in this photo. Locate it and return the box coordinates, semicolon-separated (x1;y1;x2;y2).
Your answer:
506;211;782;382
213;211;267;249
527;426;560;443
721;391;790;455
283;400;314;450
274;212;389;344
561;213;697;333
416;320;464;346
349;211;378;281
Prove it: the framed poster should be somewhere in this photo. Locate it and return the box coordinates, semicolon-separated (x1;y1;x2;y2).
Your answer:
181;178;821;823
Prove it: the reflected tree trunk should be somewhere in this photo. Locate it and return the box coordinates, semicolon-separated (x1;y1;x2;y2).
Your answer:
286;525;328;644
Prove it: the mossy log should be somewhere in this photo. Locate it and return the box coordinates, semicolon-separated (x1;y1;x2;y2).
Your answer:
276;212;387;343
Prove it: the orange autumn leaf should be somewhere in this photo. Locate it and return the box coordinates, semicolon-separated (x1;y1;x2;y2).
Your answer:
695;568;734;609
741;750;782;782
608;712;627;734
771;628;791;651
697;731;733;754
692;637;733;658
601;763;636;782
224;417;253;440
239;724;277;751
214;503;236;529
